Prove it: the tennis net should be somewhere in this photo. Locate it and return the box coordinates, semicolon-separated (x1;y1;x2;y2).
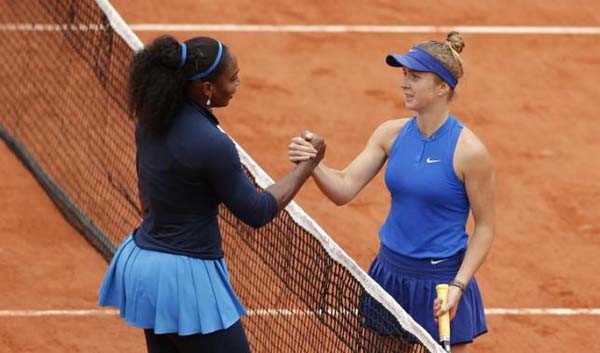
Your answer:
0;1;444;352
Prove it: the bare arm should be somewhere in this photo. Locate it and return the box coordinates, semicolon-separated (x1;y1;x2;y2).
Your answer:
454;131;496;286
289;121;403;205
435;129;496;320
311;150;385;206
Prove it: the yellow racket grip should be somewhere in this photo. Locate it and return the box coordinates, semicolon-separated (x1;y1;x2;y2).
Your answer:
436;284;451;352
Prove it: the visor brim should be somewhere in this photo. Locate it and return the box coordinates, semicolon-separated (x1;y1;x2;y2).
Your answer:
386;53;429;72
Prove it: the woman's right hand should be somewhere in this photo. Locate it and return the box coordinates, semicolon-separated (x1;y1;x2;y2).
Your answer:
288;130;325;164
264;130;326;211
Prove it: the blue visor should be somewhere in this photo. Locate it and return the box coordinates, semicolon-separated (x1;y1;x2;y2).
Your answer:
386;47;458;89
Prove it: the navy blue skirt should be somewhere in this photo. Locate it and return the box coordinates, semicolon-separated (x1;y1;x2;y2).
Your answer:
366;245;487;345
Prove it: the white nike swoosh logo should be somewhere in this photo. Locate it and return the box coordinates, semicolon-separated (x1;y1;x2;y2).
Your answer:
426;157;441;164
430;259;448;265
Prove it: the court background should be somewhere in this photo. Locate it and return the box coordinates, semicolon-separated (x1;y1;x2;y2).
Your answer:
1;1;599;352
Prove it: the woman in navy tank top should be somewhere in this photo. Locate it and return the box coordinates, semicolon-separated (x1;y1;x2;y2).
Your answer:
289;32;495;352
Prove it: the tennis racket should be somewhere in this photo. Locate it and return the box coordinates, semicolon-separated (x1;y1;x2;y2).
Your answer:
436;284;451;352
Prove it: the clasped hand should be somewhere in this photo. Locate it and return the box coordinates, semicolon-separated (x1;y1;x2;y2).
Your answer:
288;130;326;164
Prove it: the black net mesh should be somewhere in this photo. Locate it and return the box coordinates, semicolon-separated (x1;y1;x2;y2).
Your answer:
0;1;435;352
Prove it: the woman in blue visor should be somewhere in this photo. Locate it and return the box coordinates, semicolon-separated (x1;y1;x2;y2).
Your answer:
289;32;495;352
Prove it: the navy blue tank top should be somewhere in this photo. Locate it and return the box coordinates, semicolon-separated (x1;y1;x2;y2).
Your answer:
379;116;470;258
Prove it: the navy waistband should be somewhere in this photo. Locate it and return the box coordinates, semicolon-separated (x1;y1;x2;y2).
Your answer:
376;245;464;279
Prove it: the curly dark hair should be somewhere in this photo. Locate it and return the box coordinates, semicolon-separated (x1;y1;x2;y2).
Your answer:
128;35;231;137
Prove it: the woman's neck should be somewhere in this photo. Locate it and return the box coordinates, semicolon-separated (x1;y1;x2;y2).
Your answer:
189;97;215;115
415;101;451;139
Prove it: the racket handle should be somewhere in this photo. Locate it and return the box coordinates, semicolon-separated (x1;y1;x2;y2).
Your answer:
436;284;452;352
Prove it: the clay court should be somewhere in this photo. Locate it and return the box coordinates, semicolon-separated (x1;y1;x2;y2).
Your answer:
1;0;600;352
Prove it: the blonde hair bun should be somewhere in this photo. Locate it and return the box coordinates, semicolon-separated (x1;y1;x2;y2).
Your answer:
446;31;465;54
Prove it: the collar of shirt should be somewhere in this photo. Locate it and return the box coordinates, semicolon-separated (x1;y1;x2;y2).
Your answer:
187;99;220;126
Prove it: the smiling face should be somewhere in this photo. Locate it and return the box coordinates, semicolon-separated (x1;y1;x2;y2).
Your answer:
189;50;240;108
401;68;448;111
207;53;240;108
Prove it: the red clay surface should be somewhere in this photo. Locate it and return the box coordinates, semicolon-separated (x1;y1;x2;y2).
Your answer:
2;1;600;352
0;141;145;353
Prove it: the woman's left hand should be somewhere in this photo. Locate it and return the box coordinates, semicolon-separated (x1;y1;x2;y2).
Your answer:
434;285;463;321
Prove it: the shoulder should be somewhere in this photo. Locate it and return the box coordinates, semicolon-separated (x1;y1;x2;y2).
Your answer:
455;126;493;175
176;107;229;145
209;129;238;157
169;113;238;168
370;118;412;153
375;118;411;134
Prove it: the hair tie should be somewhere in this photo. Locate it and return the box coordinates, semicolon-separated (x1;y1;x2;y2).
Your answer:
179;42;187;69
188;41;223;81
445;41;458;54
449;279;466;293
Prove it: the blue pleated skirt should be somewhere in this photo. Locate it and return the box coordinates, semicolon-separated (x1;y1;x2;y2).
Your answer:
98;235;246;335
367;245;487;345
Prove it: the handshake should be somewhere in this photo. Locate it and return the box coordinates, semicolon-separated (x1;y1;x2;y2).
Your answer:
288;130;326;165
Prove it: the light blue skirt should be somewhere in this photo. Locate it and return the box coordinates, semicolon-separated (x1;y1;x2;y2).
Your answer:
98;235;246;335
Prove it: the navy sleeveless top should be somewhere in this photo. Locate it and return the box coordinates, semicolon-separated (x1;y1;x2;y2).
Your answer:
379;116;470;258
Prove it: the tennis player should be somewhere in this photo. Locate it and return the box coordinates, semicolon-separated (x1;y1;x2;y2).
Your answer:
99;35;325;353
289;32;494;352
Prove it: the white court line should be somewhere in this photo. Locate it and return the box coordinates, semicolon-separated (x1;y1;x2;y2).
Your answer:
0;309;119;317
486;308;600;315
1;308;599;317
127;24;600;35
2;23;600;35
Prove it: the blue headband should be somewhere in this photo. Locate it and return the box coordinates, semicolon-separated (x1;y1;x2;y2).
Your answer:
179;42;187;68
188;41;223;81
386;46;458;89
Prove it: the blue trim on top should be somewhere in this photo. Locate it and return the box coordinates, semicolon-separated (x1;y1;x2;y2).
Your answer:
189;41;223;81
